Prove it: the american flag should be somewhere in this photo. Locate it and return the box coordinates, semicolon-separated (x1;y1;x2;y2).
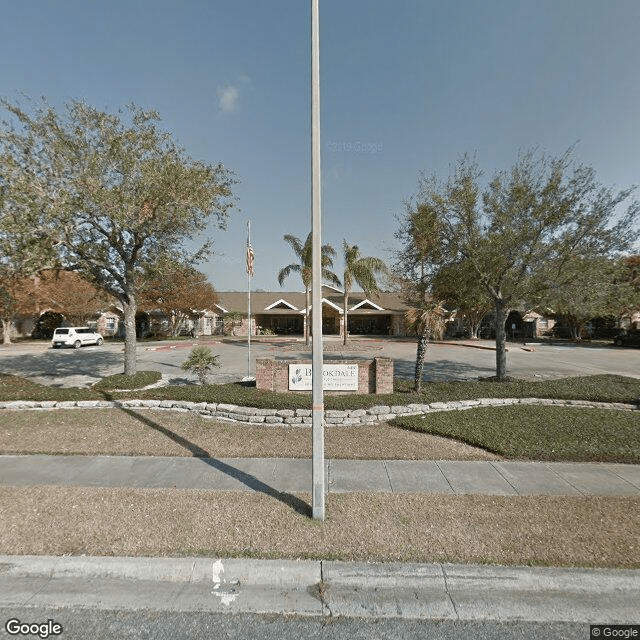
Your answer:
246;243;255;276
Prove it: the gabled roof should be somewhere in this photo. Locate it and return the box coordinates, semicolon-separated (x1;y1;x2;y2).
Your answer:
304;298;343;313
264;298;298;311
350;298;384;311
215;291;411;314
322;284;344;294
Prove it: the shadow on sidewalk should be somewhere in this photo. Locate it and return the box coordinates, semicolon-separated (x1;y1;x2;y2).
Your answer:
117;407;312;518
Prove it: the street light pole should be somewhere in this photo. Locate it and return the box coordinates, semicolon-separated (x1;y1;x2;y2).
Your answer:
311;0;325;520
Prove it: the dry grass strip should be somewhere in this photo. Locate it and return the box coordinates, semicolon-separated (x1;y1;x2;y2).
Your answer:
0;409;500;460
1;487;637;568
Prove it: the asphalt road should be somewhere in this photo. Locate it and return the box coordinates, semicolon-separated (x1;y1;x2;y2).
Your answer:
0;608;591;640
1;337;640;387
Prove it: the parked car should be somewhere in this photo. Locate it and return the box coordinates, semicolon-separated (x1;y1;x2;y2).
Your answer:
612;330;640;348
51;327;104;349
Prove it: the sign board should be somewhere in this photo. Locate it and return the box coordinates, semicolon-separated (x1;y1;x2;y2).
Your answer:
289;363;359;391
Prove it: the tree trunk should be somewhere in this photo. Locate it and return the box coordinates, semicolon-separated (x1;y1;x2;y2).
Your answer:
1;318;12;345
122;299;138;376
494;299;508;380
343;291;348;345
305;286;310;345
414;332;428;392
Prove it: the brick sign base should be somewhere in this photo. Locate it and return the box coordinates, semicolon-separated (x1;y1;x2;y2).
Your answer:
256;357;393;395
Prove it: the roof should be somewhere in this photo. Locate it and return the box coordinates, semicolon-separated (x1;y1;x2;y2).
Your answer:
216;291;411;315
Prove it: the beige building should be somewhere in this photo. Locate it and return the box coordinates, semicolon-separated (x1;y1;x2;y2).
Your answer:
214;286;412;338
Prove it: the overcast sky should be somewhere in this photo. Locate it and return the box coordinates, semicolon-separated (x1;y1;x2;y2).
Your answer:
1;0;639;291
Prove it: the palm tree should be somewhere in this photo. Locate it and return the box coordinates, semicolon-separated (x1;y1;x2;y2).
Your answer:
342;242;387;345
405;298;448;393
277;232;340;344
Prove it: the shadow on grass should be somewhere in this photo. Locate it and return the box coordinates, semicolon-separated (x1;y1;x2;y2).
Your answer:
117;406;312;518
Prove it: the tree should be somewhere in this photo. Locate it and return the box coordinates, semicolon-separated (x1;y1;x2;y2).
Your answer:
0;275;38;344
405;298;448;393
538;256;633;340
35;270;114;326
341;241;387;345
139;259;219;336
223;310;244;336
620;255;640;325
277;232;340;345
1;98;236;374
0;148;58;343
397;151;639;379
431;260;492;339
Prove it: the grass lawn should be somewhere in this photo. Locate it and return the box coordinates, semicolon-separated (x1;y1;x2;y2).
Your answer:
1;487;638;568
391;405;640;464
1;373;639;568
2;372;640;407
1;373;639;463
0;408;500;460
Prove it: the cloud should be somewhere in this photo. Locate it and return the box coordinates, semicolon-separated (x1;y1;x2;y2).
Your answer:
217;85;240;113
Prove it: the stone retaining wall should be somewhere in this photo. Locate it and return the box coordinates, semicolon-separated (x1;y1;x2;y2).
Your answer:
0;398;636;426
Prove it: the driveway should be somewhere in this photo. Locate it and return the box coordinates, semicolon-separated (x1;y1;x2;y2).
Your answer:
1;338;639;387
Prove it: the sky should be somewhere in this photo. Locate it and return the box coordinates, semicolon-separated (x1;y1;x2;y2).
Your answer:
1;0;639;292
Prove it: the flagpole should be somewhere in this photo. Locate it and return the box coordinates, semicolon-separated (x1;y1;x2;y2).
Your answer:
246;219;252;380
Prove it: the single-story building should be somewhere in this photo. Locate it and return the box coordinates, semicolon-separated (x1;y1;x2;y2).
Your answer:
215;286;412;337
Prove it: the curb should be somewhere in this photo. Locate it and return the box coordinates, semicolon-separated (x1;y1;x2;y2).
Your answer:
1;555;639;622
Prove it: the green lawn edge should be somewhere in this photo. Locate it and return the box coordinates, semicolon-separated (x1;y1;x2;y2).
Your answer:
2;373;640;408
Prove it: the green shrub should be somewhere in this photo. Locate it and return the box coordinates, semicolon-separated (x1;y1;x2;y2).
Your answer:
93;370;162;391
181;346;221;384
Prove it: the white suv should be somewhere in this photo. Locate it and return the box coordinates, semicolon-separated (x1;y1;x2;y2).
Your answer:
51;327;104;349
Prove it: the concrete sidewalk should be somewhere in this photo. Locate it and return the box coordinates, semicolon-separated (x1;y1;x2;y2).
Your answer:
1;454;640;496
2;458;640;624
1;555;639;622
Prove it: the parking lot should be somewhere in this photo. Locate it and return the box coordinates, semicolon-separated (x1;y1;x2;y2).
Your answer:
1;337;640;388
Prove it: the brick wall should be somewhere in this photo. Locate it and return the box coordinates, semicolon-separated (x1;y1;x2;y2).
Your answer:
256;357;394;395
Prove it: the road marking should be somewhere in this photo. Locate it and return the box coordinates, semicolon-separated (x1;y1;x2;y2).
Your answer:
211;559;239;606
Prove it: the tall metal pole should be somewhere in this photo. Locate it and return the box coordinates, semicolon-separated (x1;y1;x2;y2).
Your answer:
246;220;252;380
311;0;325;520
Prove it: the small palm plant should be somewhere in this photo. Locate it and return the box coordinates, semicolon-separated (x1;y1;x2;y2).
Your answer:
181;346;220;384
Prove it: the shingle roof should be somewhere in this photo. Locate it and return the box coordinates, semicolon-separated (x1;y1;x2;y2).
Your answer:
216;290;410;314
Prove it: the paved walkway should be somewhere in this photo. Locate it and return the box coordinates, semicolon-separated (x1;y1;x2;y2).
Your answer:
2;454;639;496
